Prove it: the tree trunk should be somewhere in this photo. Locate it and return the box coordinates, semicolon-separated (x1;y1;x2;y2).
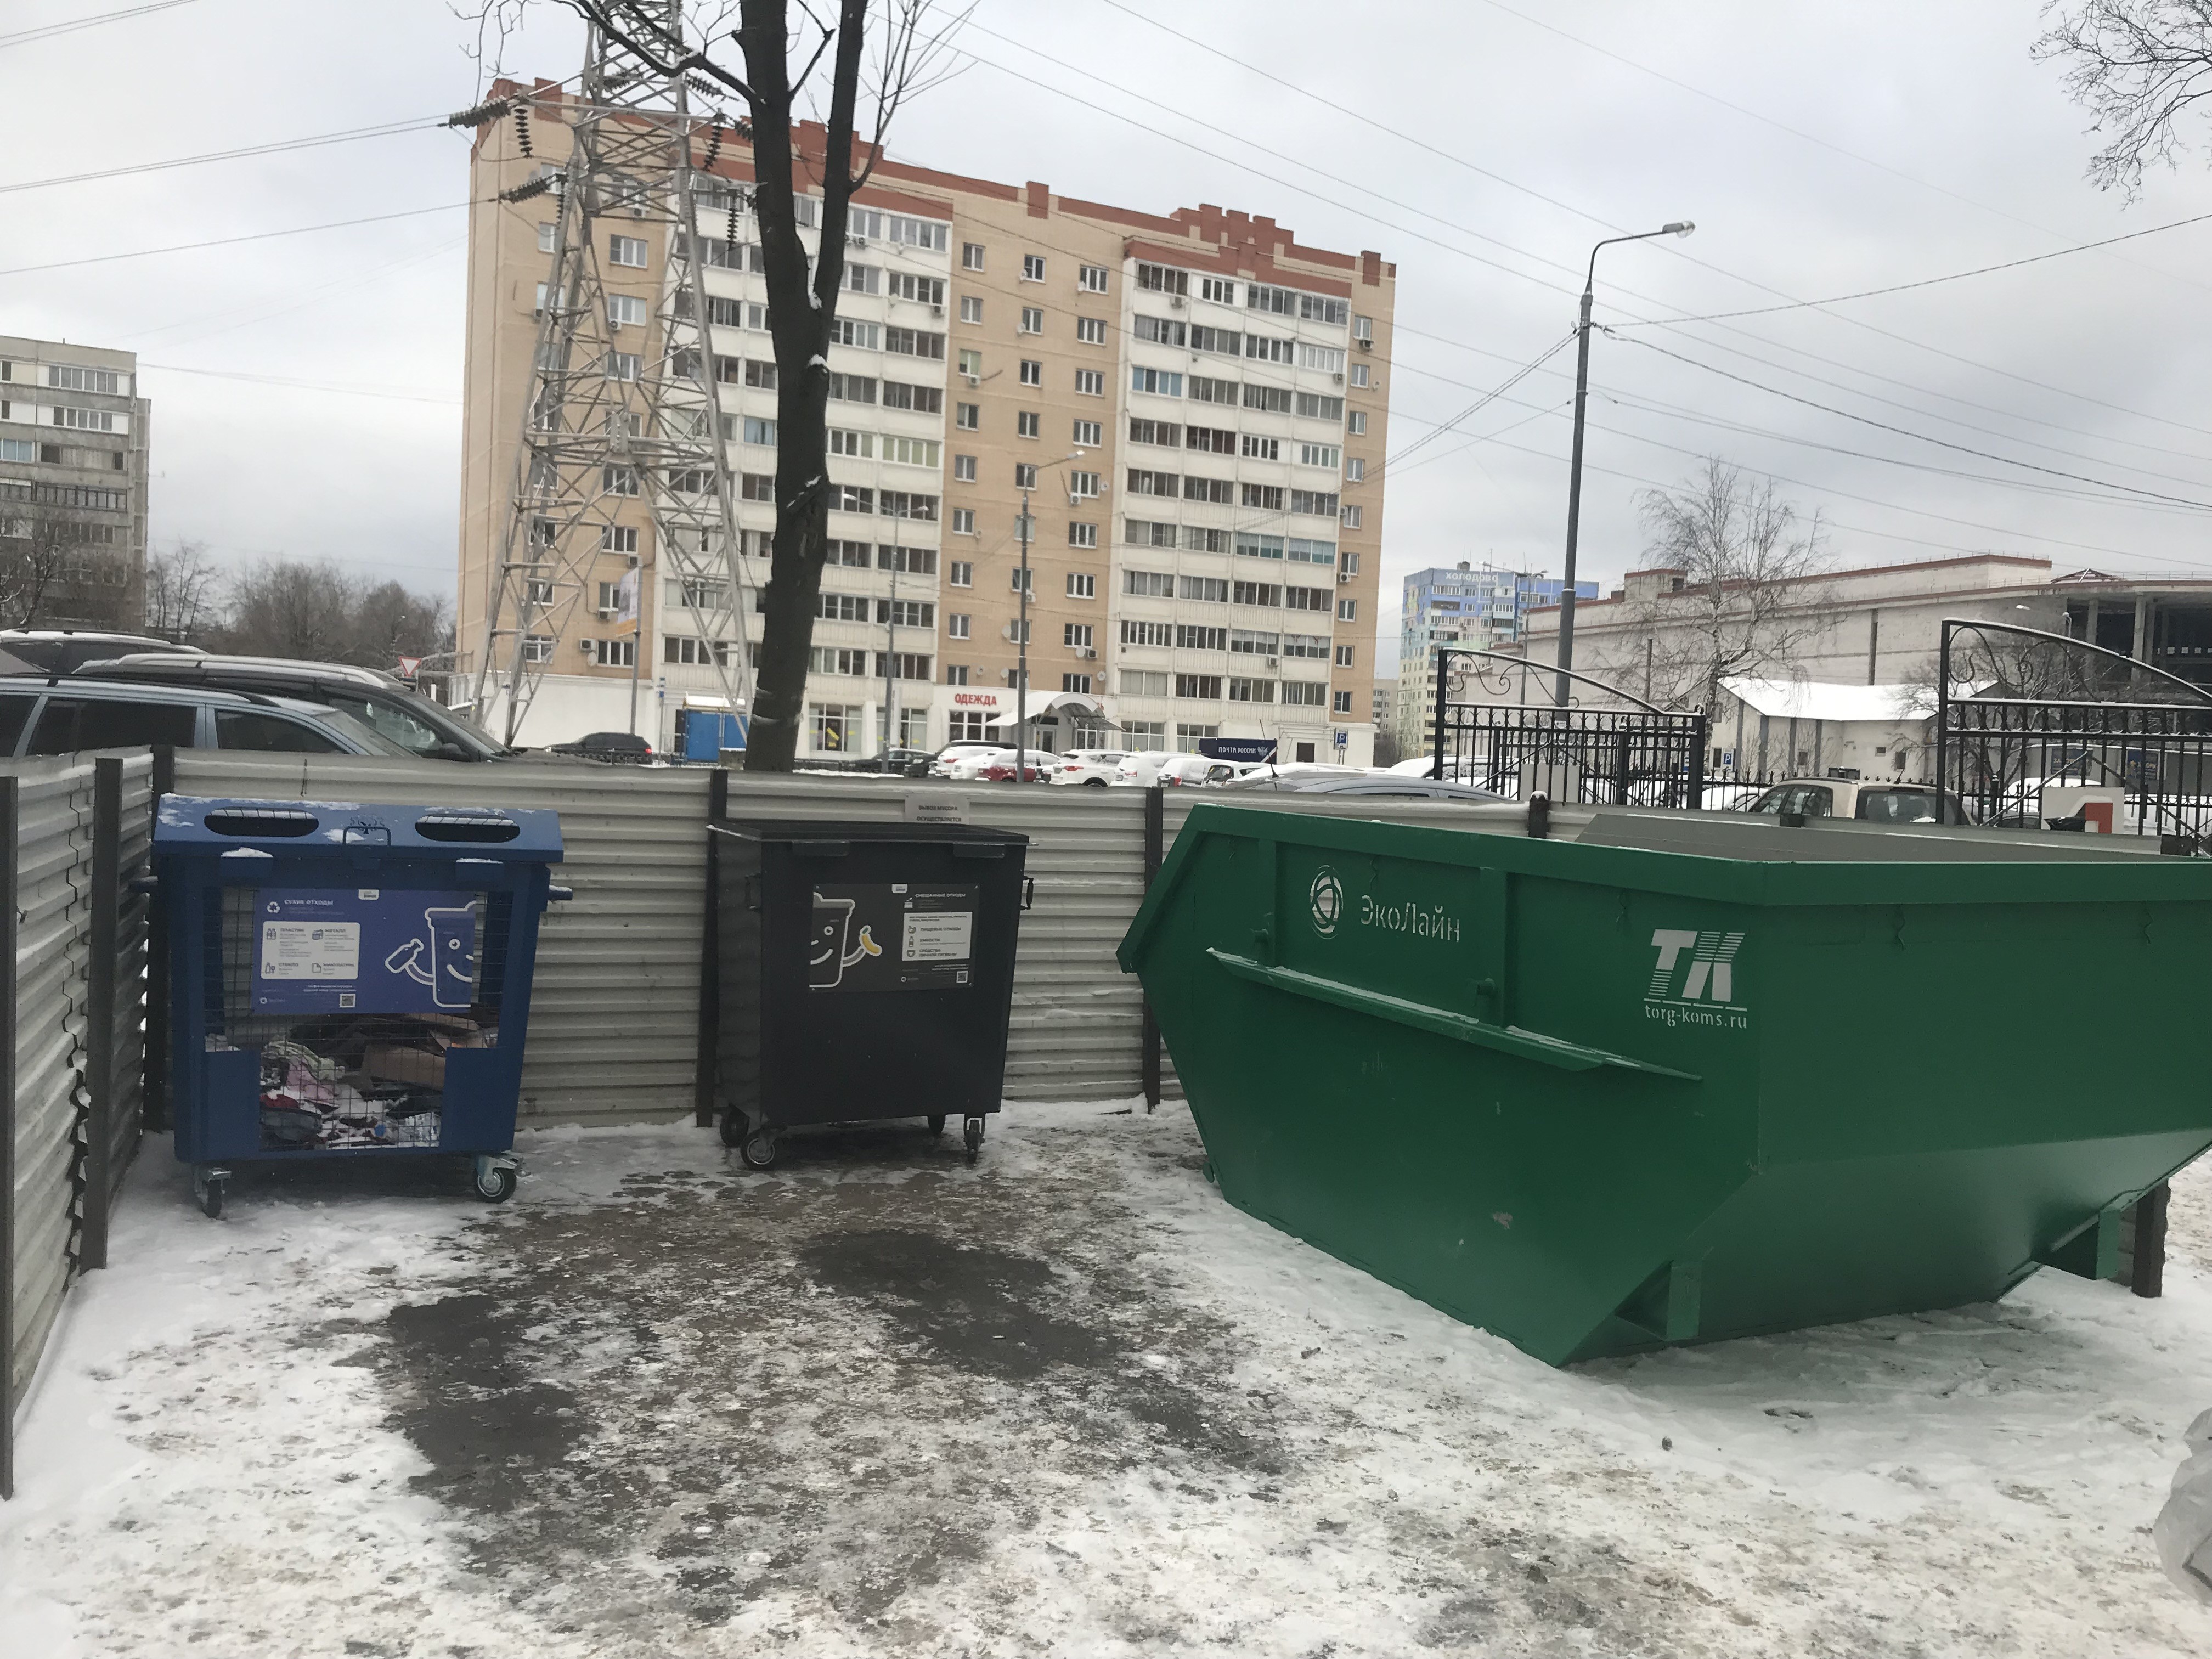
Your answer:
739;0;871;772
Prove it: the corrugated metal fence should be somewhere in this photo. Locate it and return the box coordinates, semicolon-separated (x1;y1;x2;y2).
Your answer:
3;753;153;1498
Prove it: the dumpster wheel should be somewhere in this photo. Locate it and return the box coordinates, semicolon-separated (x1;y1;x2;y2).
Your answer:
927;1114;946;1137
472;1155;519;1204
740;1126;780;1171
718;1107;746;1149
192;1165;229;1220
962;1116;985;1163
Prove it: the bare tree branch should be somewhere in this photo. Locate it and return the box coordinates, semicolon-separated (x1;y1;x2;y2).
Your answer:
2035;1;2212;196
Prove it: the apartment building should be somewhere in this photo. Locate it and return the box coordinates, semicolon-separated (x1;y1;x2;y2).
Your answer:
459;98;1393;760
0;335;150;631
1393;562;1592;754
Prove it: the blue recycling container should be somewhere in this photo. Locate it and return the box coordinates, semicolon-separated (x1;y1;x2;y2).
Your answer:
152;795;568;1216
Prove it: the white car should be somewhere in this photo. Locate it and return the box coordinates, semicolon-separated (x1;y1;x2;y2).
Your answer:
1050;749;1128;787
929;740;1005;778
1111;750;1176;787
1155;754;1245;788
944;745;1019;781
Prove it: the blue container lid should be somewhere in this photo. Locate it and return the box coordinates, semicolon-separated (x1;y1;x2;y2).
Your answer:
154;794;563;861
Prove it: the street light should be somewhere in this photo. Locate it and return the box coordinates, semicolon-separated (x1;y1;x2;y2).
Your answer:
1014;450;1087;784
1554;219;1694;709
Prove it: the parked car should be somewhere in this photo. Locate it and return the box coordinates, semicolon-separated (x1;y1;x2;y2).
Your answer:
548;731;653;764
1223;772;1509;802
1154;754;1246;788
930;740;1006;778
1051;749;1128;787
66;651;505;761
1110;751;1175;787
977;755;1049;782
850;747;938;777
0;678;414;758
1741;777;1972;824
0;630;202;675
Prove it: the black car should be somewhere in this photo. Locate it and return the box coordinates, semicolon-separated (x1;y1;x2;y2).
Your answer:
549;731;653;764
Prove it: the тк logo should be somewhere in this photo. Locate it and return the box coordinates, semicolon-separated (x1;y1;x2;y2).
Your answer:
1309;867;1344;936
1647;928;1745;1006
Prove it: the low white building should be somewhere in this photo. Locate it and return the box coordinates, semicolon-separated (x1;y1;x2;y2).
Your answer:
1715;677;1932;782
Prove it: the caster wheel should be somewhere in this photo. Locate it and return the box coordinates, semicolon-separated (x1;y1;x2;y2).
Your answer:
193;1167;227;1220
927;1114;946;1137
719;1108;746;1149
473;1158;518;1203
740;1127;779;1170
962;1116;985;1163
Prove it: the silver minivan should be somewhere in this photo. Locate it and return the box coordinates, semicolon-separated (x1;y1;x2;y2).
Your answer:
0;677;412;758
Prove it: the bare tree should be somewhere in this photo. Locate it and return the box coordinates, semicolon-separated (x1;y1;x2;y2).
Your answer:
1624;459;1827;714
2035;2;2212;196
144;537;223;643
0;529;70;630
0;503;137;629
468;0;960;769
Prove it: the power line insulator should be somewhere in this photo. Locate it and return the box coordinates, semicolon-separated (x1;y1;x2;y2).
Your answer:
445;96;514;129
514;105;533;157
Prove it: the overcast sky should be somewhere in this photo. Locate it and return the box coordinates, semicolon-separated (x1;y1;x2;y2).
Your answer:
7;0;2211;654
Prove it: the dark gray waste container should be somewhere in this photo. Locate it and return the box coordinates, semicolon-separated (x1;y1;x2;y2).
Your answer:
710;818;1030;1168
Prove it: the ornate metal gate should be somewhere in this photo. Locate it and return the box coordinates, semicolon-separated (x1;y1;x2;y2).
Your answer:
1431;648;1707;808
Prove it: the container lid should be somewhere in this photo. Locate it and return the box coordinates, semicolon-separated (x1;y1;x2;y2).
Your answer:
712;816;1028;848
154;794;564;859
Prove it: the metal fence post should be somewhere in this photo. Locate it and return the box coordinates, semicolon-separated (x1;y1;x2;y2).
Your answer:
695;766;729;1127
1431;649;1451;780
143;745;174;1132
1689;713;1708;810
2;776;19;1500
80;758;122;1272
1141;784;1164;1112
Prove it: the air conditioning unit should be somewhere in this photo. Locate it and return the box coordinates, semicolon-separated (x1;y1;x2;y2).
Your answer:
1331;372;1345;384
596;606;618;620
964;373;981;387
848;234;868;248
1265;657;1279;669
930;302;945;317
1074;646;1096;659
1356;337;1372;351
1338;570;1351;584
1169;294;1186;309
579;637;595;652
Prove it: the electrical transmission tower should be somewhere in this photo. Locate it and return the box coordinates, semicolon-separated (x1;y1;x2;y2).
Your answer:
470;18;752;744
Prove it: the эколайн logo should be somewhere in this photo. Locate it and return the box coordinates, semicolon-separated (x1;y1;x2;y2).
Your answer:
1308;867;1344;937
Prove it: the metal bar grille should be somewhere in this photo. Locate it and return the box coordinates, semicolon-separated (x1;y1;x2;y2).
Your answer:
1431;650;1706;809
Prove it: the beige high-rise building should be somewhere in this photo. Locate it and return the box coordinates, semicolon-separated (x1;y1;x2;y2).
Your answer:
459;98;1394;761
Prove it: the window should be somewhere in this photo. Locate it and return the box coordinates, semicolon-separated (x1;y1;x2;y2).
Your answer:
1235;580;1282;608
1130;367;1182;397
1073;419;1102;447
1337;598;1358;622
809;646;867;675
1022;254;1047;281
606;352;641;381
521;634;554;664
1009;566;1034;593
29;697;196;754
1243;383;1292;413
678;577;729;608
883;326;946;360
608;293;647;329
1124;518;1176;548
1189;325;1240;357
815;592;870;622
1135;263;1188;296
887;272;946;305
1125;569;1174;597
668;637;735;668
667;466;713;494
1064;623;1094;649
877;599;935;628
740;472;776;502
958;349;983;379
1126;468;1177;498
828;372;877;404
950;561;973;586
603;464;640;496
603;524;640;555
1121;669;1169;696
537;222;557;252
1066;565;1096;589
882;381;943;414
1018;411;1041;439
1079;264;1109;293
1136;315;1187;347
962;242;985;270
1130;419;1181;448
848;207;882;241
744;302;772;331
1336;549;1359;575
883;436;940;468
1290;489;1340;516
1242;435;1280;461
1185;475;1233;504
1350;364;1371;388
1069;471;1100;499
1335;645;1355;668
1285;585;1330;612
1174;675;1222;700
1245;333;1295;364
951;509;976;535
954;454;978;482
844;262;882;294
1299;343;1347;374
609;234;648;267
1237;533;1284;561
1057;673;1090;694
1301;444;1341;469
1075;368;1105;397
744;359;779;391
1246;283;1296;315
956;402;979;430
1242;483;1285;511
1282;681;1328;707
1288;537;1335;565
879;544;936;574
879;490;938;520
594;638;636;668
1296;392;1345;421
1176;624;1227;651
1076;316;1107;346
0;439;33;462
876;652;934;681
1283;633;1330;659
1006;620;1031;644
830;483;873;512
811;704;860;752
1189;375;1239;406
831;318;881;349
1228;679;1275;703
1344;457;1365;482
1333;690;1355;714
1178;575;1228;602
1021;307;1044;334
1177;425;1227;455
745;416;780;447
1341;503;1364;529
1200;276;1236;304
1121;620;1171;647
1019;359;1042;387
1014;463;1039;489
947;668;973;691
1347;409;1368;435
960;295;984;324
827;538;872;568
947;613;972;640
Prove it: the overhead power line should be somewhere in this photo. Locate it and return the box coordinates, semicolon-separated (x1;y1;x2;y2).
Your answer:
0;0;199;50
139;363;460;405
0;201;476;278
0;115;447;197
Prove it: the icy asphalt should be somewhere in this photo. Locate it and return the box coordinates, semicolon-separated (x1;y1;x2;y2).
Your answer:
4;1103;2211;1658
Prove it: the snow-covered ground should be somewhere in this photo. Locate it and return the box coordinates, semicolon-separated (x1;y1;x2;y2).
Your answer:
4;1105;2210;1657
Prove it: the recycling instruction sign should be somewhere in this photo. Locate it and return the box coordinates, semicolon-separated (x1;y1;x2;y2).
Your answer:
252;887;480;1015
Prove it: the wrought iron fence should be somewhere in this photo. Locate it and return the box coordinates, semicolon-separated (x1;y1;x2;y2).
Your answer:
1935;618;2212;843
1431;648;1707;808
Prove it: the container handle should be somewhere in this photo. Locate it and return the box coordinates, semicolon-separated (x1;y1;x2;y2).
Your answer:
547;884;575;903
1205;949;1699;1082
1021;876;1036;910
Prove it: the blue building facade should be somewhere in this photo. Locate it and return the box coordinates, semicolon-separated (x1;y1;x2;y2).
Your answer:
1393;562;1596;748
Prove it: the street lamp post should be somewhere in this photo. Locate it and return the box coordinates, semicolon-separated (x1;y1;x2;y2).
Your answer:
1013;450;1086;785
1554;220;1694;709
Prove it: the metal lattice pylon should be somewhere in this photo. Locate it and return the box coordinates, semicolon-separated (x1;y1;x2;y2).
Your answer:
472;19;753;745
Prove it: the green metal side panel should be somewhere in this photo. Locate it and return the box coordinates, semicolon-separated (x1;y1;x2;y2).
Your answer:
1119;805;2212;1367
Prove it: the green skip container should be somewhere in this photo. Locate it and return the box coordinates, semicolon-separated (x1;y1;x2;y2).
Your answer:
1116;803;2212;1365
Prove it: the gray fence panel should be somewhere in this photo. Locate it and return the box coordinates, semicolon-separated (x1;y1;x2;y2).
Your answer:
106;754;154;1200
170;754;713;1127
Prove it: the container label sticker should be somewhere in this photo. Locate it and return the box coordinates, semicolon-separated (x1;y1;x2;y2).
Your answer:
251;888;478;1015
1644;928;1750;1030
260;921;360;981
809;883;979;992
